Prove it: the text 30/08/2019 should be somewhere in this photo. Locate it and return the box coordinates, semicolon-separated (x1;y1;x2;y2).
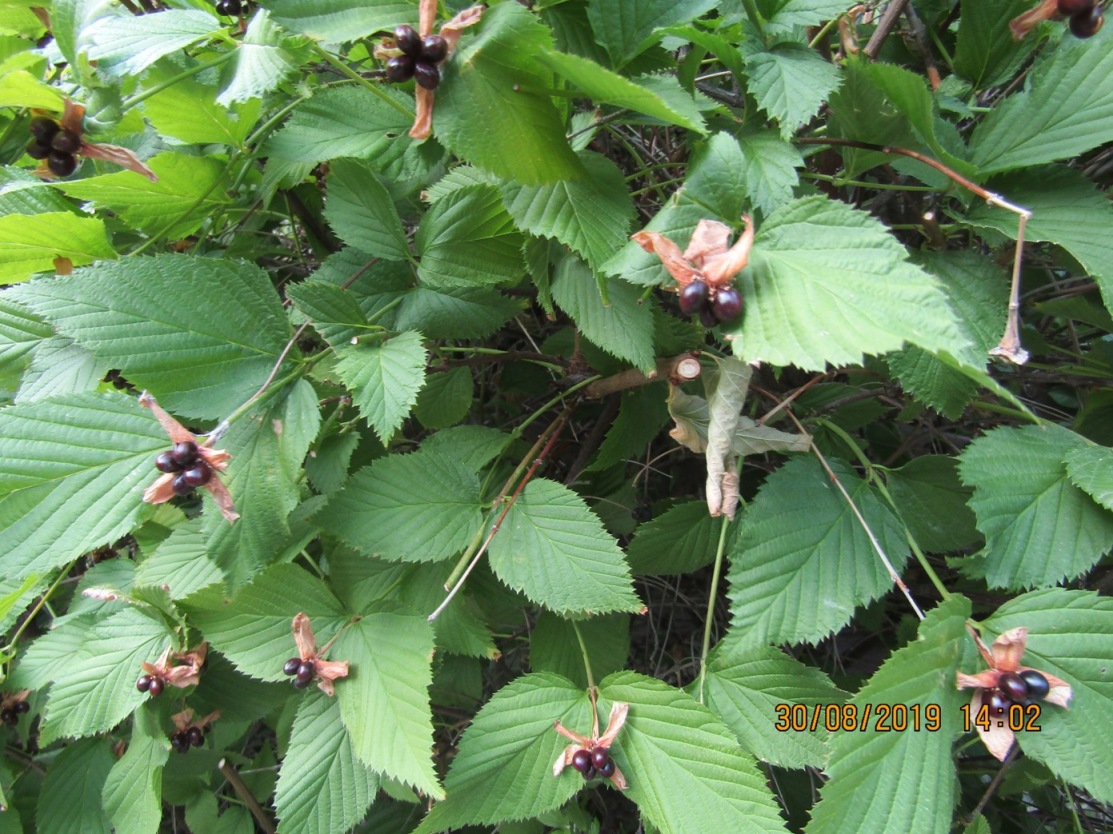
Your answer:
774;703;943;733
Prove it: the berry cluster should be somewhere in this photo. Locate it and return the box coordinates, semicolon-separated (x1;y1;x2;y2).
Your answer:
985;669;1051;716
1060;0;1104;36
26;117;80;177
283;657;315;689
1;701;30;726
570;746;616;781
136;674;166;697
170;726;206;754
679;279;743;327
155;441;213;497
215;0;241;15
386;25;448;90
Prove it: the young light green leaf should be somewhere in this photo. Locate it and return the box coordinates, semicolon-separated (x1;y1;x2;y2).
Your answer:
14;255;291;419
434;3;583;184
84;9;222;76
334;606;441;798
884;455;980;553
38;607;170;744
55;153;231;239
743;42;840;138
36;739;114;834
201;379;321;590
958;424;1113;589
261;0;412;41
324;159;410;261
627;501;724;575
102;708;169;834
275;690;379;834
551;257;655;373
0;212;115;284
488;478;643;616
805;595;970;834
0;393;166;581
728;456;910;647
0;166;75;218
500;152;636;271
737;196;967;370
314;448;483;563
703;639;845;768
141;68;259;146
601;671;789;834
735;130;803;216
982;589;1113;804
416;185;525;288
184;564;347;681
216;10;298;105
586;0;718;66
970;29;1113;173
413;672;590;833
334;330;427;443
0;573;45;634
765;0;851;33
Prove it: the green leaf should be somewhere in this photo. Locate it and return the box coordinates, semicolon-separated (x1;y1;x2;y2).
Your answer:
15;255;291;419
586;0;718;66
201;379;321;590
324;159;409;261
217;10;298;106
15;336;107;404
0;166;73;217
970;29;1113;173
55;153;231;239
38;607;169;744
587;383;670;472
805;596;970;834
287;281;369;348
501;152;635;271
0;68;65;110
703;639;845;768
958;424;1113;589
420;425;512;472
334;330;427;443
0;393;166;581
140;67;258;146
259;0;412;41
274;690;379;834
765;0;850;33
735;130;803;216
737;196;967;370
536;51;707;132
314;449;483;563
884;455;980;553
413;673;590;833
953;0;1033;89
84;9;222;76
334;606;441;797
1065;443;1113;513
728;456;910;646
0;211;115;283
743;42;840;138
185;564;346;681
602;672;789;834
36;739;114;834
434;3;583;185
551;257;655;373
0;572;45;634
966;167;1113;317
414;367;473;429
982;589;1113;804
102;710;169;834
627;500;723;575
530;612;630;690
488;478;643;616
416;185;525;288
134;522;224;600
396;286;521;340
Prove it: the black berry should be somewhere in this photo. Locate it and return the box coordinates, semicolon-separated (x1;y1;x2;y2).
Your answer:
136;675;153;692
170;441;199;467
712;286;743;322
571;748;592;774
590;747;609;770
26;140;51;160
14;701;30;715
295;660;315;687
1020;669;1050;701
51;129;81;154
986;689;1010;717
997;671;1028;703
421;35;447;62
215;0;242;15
155;452;180;473
698;304;719;329
147;677;164;697
1070;4;1104;36
1058;0;1094;14
29;116;59;142
413;61;440;90
283;657;302;676
171;473;194;496
395;25;422;58
599;757;616;778
47;151;77;177
181;462;212;488
171;731;190;752
187;726;204;747
678;280;709;315
386;55;415;83
581;764;596;780
1;709;16;726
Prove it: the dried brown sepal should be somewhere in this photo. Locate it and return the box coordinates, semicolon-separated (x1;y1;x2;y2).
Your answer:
291;612;350;696
551;698;630;791
34;99;158;182
631;216;754;290
171;708;221;733
139;392;239;523
407;2;485;140
0;690;31;711
141;642;208;689
1009;0;1059;39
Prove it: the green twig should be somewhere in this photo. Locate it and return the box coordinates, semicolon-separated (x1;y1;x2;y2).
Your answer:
696;513;733;704
120;51;237;112
309;44;413;118
571;620;596;691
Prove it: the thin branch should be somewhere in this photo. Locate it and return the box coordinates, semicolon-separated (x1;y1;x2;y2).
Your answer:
864;0;910;59
584;353;702;399
218;759;276;834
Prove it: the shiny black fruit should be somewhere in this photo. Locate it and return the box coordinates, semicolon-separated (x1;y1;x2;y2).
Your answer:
26;140;51;160
386;55;415;83
283;657;301;676
591;747;609;770
599;757;616;778
294;660;315;688
147;677;164;697
181;463;212;488
421;35;447;62
698;304;719;328
215;0;242;15
678;280;709;315
1070;4;1104;36
170;441;199;467
1;709;16;726
171;731;190;752
986;689;1010;717
1020;669;1050;701
136;675;153;693
51;129;81;154
187;726;205;747
712;286;743;322
997;671;1028;703
413;61;440;90
14;701;30;715
395;24;422;58
1058;0;1094;14
47;152;77;177
155;452;180;473
571;748;592;774
29;116;59;142
171;473;194;496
